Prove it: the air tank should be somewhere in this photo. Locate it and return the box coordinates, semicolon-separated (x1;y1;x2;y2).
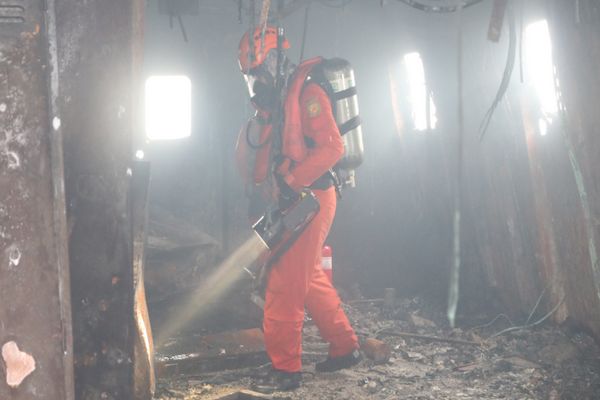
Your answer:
321;58;364;187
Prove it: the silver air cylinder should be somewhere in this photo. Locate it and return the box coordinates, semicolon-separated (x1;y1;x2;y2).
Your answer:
321;58;364;187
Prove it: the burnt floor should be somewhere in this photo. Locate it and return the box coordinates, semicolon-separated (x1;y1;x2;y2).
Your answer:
153;295;600;400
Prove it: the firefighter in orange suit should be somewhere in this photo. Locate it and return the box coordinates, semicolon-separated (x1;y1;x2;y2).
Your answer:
236;26;361;393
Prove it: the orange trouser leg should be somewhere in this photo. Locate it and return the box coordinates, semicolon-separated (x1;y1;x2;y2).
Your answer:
263;188;337;372
305;267;359;358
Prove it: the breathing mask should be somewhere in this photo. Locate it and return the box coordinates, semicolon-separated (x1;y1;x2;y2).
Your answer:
244;51;281;111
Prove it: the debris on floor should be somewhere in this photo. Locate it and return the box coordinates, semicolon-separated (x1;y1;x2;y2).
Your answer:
156;328;269;377
214;389;288;399
155;296;600;399
145;207;221;304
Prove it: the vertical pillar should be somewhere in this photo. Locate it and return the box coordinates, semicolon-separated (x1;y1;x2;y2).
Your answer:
0;1;74;399
54;0;146;398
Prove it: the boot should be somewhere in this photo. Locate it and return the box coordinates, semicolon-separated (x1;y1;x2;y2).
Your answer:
315;349;362;372
252;368;301;393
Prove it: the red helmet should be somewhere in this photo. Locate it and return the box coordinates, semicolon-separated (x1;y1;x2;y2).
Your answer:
238;25;290;73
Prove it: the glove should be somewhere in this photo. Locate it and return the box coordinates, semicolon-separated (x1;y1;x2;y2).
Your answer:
276;174;300;210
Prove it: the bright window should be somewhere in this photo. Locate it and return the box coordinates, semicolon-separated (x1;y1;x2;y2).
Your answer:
525;20;558;116
404;52;437;131
145;75;192;140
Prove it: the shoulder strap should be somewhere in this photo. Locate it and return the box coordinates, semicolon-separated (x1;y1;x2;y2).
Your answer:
304;60;337;117
303;60;361;136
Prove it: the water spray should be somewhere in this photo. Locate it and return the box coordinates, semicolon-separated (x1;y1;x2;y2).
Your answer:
156;191;320;346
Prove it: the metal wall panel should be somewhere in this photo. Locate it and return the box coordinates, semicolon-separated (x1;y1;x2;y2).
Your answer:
0;0;74;399
546;0;600;338
54;0;145;398
453;1;600;339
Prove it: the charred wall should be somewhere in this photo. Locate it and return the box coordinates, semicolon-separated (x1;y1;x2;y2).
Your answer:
544;0;600;336
0;1;74;398
453;0;600;340
419;0;600;339
56;0;146;398
1;0;151;398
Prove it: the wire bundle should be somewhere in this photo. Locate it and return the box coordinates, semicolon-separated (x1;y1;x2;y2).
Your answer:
478;7;516;140
395;0;485;13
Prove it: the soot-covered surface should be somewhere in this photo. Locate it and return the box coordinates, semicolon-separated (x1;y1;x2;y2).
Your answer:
154;296;600;399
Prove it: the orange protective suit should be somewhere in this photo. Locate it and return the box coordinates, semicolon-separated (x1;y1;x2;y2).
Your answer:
262;81;359;372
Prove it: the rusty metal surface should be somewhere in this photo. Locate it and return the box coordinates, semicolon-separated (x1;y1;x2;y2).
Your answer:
471;0;600;341
519;95;567;321
0;0;74;399
383;1;600;337
132;161;156;400
54;0;145;398
465;114;542;315
545;0;600;337
457;1;600;340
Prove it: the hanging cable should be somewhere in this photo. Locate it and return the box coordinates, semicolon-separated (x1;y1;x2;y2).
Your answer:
246;119;271;149
238;0;484;19
395;0;485;13
177;14;188;42
258;0;272;56
518;0;524;83
478;6;516;141
277;0;285;23
259;0;272;28
315;0;353;8
447;0;464;329
299;3;311;62
248;0;256;67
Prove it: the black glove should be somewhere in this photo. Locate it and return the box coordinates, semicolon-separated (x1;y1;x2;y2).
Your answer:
276;174;300;210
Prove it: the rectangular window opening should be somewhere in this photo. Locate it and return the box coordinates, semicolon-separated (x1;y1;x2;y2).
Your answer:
525;20;558;117
145;75;192;141
404;52;437;132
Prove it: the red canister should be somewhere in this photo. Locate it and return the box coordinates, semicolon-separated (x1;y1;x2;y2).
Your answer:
321;245;333;283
